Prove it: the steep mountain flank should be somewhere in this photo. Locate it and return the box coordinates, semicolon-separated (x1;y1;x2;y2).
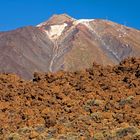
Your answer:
0;14;140;79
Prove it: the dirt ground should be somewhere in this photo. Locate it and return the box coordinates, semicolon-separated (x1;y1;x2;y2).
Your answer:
0;57;140;140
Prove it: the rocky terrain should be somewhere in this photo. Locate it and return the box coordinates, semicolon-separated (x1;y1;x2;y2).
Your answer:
0;14;140;79
0;57;140;139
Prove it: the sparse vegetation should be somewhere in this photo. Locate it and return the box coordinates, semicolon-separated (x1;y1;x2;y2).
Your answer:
0;58;140;139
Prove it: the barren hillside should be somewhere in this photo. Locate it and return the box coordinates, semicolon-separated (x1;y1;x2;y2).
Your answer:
0;14;140;79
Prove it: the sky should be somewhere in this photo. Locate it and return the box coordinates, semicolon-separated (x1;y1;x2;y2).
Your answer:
0;0;139;31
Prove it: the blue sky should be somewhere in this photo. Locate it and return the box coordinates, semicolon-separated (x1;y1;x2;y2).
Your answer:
0;0;139;31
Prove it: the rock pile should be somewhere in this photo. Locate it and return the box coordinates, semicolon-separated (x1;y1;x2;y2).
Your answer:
0;58;140;139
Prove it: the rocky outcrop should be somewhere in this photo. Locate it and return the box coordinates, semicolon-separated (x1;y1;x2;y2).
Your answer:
0;58;140;139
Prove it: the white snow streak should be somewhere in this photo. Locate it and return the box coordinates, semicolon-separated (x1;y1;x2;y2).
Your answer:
46;23;68;40
74;19;120;60
74;19;94;30
36;22;48;27
74;19;94;24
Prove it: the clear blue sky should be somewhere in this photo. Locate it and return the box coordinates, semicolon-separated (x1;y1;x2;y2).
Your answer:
0;0;139;31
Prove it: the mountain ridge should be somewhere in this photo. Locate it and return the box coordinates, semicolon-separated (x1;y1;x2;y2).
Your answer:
0;14;140;79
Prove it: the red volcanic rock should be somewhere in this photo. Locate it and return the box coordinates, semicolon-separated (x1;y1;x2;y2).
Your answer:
0;58;140;139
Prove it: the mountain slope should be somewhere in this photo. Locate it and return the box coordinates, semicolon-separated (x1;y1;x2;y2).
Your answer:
0;26;54;79
0;14;140;79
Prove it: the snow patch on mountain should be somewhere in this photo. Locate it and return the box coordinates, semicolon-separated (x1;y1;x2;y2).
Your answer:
74;19;95;31
74;19;94;25
37;22;47;27
44;23;68;40
37;18;95;40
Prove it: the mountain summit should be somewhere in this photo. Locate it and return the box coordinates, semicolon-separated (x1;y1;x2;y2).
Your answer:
0;14;140;79
37;14;74;27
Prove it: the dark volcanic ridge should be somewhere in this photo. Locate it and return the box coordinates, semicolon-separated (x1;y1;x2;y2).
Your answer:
0;14;140;79
0;57;140;139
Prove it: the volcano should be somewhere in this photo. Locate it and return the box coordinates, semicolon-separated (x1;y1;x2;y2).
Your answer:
0;14;140;79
